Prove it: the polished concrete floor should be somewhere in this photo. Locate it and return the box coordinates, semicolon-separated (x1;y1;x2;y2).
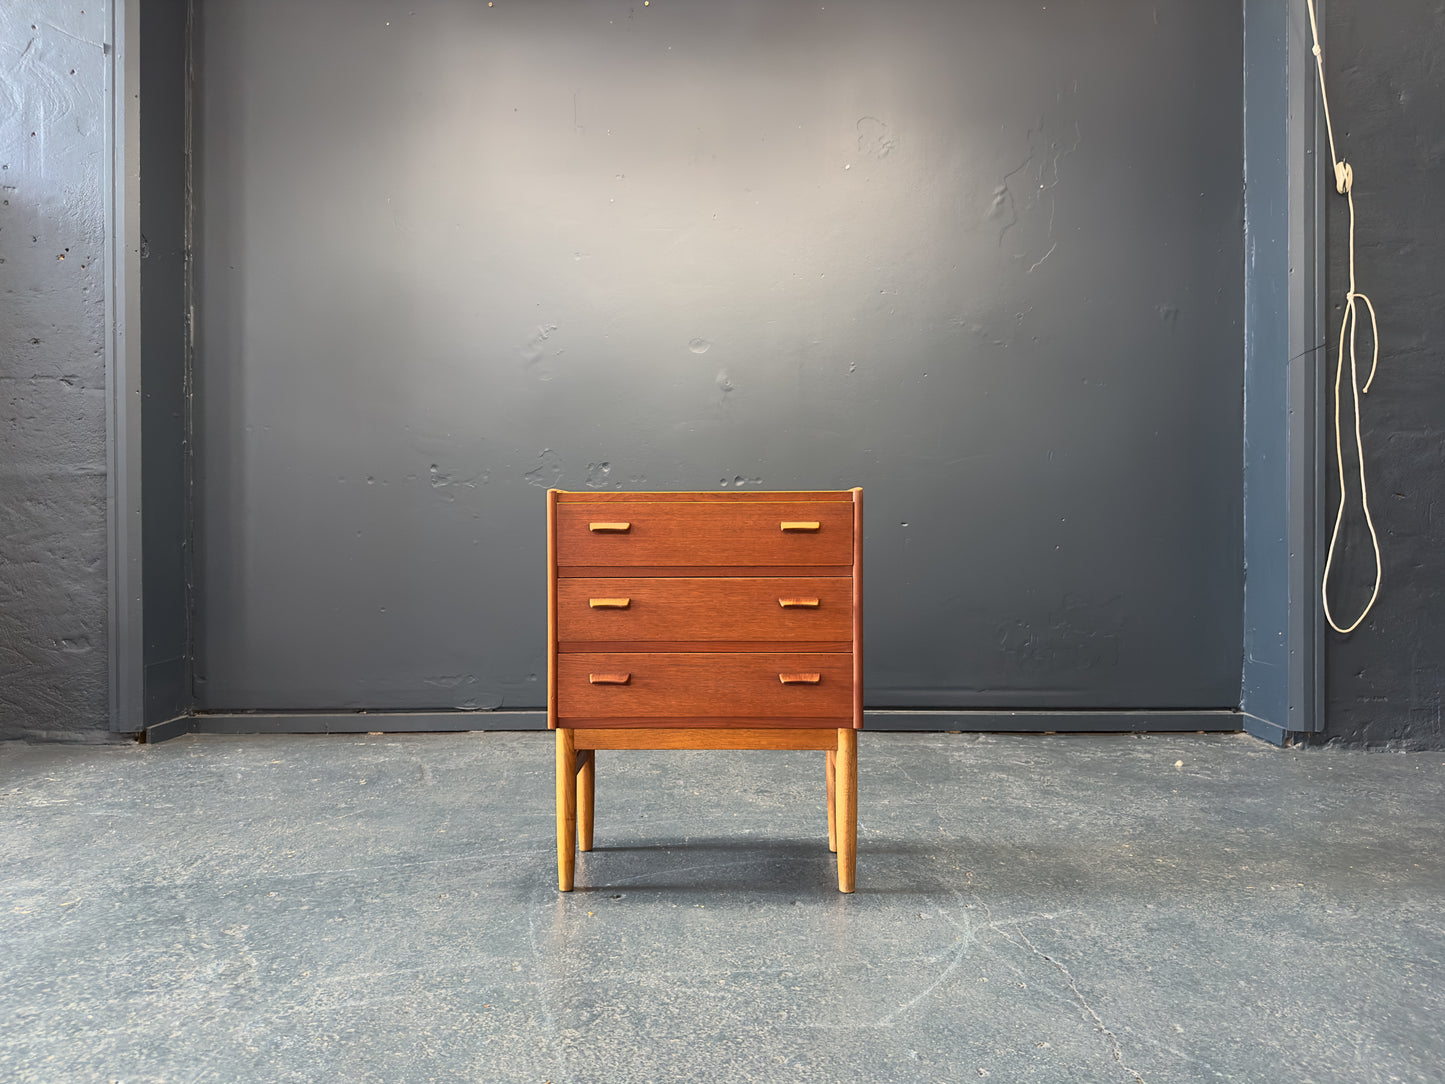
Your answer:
1;731;1441;1083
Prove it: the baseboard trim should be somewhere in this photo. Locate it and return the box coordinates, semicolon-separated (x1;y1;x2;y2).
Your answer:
1241;712;1305;746
146;711;546;741
146;708;1242;741
866;710;1240;732
142;714;195;743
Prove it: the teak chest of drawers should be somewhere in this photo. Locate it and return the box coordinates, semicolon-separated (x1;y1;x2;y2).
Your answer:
548;488;862;892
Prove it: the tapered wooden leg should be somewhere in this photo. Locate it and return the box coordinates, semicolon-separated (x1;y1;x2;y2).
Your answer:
835;729;857;893
556;728;577;891
825;750;837;853
577;749;595;852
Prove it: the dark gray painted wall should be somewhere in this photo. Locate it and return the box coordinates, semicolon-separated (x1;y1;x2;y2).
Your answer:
1240;0;1325;745
192;0;1245;713
1241;0;1294;736
1320;0;1445;748
0;4;111;742
140;0;192;725
7;2;1438;745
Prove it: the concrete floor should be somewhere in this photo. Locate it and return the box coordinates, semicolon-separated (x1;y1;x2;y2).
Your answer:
0;731;1441;1084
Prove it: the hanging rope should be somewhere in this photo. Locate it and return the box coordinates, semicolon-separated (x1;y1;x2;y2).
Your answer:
1307;0;1382;634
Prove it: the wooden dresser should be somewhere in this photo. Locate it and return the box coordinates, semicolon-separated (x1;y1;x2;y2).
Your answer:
548;488;862;892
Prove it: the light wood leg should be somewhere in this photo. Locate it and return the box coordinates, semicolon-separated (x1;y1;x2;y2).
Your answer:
556;728;577;891
835;729;857;893
577;749;595;852
825;750;837;853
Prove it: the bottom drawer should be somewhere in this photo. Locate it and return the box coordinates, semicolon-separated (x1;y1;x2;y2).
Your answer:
557;653;853;722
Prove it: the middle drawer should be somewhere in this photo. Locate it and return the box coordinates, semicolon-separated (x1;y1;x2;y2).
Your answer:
556;578;853;646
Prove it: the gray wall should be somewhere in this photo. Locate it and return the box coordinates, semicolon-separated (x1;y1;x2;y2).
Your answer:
193;0;1244;714
9;1;1439;745
1321;0;1445;748
1239;0;1325;745
0;4;111;742
140;0;192;725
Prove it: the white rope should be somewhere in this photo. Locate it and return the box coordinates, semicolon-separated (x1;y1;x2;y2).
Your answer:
1307;0;1382;635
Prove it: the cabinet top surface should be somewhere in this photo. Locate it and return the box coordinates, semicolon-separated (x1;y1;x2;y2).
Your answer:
552;489;859;503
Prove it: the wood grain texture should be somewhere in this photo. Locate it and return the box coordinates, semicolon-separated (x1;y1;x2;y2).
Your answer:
556;727;576;890
557;577;852;643
554;491;853;503
852;487;864;731
826;749;837;853
577;749;594;852
558;653;853;719
557;715;852;729
558;640;850;654
547;488;861;892
556;503;853;567
572;727;842;750
559;564;853;579
835;727;857;892
548;489;559;730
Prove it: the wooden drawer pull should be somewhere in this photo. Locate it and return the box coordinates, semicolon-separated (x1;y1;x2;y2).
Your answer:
780;521;821;531
778;597;821;608
588;598;631;609
778;672;822;684
589;522;631;532
588;673;631;685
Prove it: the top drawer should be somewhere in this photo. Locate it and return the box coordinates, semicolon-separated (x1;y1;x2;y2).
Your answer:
556;502;853;568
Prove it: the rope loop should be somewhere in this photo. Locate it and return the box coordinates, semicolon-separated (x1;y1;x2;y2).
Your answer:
1308;0;1382;635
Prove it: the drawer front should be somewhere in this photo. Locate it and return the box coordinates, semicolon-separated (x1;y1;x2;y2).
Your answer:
556;578;853;644
557;653;853;720
555;503;853;568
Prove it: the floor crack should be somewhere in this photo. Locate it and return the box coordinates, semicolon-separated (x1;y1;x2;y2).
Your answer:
1000;924;1145;1084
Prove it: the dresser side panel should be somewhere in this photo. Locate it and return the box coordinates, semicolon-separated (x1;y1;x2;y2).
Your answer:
853;487;864;730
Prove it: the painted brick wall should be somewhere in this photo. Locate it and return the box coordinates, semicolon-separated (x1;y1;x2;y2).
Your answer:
0;4;111;740
1320;1;1445;747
